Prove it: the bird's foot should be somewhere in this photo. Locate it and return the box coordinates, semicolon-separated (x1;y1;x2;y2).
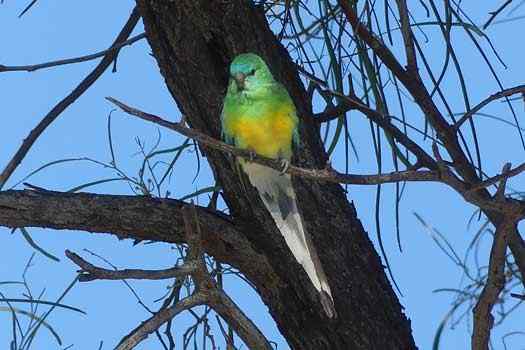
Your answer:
178;114;188;126
279;158;290;175
248;150;257;162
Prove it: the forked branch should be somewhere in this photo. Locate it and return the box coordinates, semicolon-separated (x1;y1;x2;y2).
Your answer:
112;204;272;350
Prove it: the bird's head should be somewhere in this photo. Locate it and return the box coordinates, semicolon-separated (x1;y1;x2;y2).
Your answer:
228;53;274;93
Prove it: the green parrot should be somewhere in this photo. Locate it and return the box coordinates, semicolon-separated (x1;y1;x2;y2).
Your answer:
221;53;336;318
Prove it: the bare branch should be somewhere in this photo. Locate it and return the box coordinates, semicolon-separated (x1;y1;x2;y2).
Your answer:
65;250;196;282
0;7;141;190
395;0;419;74
467;162;525;193
0;33;146;73
454;84;525;130
181;204;273;350
484;0;514;29
116;204;273;350
116;292;208;350
472;220;512;350
0;189;272;280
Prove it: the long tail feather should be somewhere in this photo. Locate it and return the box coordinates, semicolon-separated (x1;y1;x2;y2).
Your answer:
242;162;336;318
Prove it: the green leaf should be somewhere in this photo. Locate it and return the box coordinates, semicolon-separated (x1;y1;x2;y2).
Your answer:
432;303;461;350
67;177;124;193
17;228;60;262
0;298;86;315
179;185;222;202
0;306;62;345
11;158;87;189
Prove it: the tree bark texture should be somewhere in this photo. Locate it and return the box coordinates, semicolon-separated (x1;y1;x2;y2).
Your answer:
134;1;417;349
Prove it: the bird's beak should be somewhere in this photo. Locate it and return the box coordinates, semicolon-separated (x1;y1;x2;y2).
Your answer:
233;73;246;90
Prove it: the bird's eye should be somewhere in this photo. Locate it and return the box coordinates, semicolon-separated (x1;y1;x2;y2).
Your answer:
247;69;256;76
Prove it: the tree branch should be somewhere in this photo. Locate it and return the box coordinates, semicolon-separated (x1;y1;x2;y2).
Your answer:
298;59;436;169
0;189;272;280
466;162;525;193
106;96;439;185
0;7;140;190
471;220;512;350
105;97;525;217
116;292;208;350
395;0;419;74
115;204;272;350
337;1;481;185
483;0;513;29
454;84;525;130
0;33;146;73
181;205;273;350
65;250;196;282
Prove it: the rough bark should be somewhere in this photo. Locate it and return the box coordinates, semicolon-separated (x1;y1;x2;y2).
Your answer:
0;190;273;283
134;1;417;349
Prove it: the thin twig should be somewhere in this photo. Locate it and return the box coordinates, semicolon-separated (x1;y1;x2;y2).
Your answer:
116;292;208;350
467;162;525;193
0;33;145;73
0;7;141;190
395;0;419;74
454;84;525;130
483;0;514;29
115;203;272;350
65;250;196;282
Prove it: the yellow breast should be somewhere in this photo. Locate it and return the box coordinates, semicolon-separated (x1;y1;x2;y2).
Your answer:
228;108;295;159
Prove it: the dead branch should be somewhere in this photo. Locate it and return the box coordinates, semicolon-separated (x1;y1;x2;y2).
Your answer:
0;189;273;281
65;250;196;282
115;204;273;350
115;292;208;350
454;84;525;130
0;33;146;73
472;220;512;350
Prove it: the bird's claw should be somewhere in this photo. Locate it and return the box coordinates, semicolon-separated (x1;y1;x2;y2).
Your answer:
279;159;290;175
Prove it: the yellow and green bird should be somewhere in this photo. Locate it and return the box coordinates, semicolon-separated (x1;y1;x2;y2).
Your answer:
221;53;336;318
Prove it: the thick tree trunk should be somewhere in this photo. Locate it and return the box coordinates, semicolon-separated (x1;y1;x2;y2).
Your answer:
136;1;417;349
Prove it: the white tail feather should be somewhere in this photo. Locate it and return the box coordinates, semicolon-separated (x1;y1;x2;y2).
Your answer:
242;162;335;317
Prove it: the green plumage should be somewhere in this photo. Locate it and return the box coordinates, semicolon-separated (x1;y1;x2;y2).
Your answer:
221;53;336;318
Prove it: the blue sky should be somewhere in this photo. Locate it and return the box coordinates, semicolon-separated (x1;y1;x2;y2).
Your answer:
1;1;524;349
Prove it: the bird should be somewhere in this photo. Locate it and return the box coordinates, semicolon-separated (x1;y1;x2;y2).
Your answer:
221;53;336;318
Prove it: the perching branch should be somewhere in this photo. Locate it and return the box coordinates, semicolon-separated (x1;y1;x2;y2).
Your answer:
106;97;440;185
105;97;525;217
